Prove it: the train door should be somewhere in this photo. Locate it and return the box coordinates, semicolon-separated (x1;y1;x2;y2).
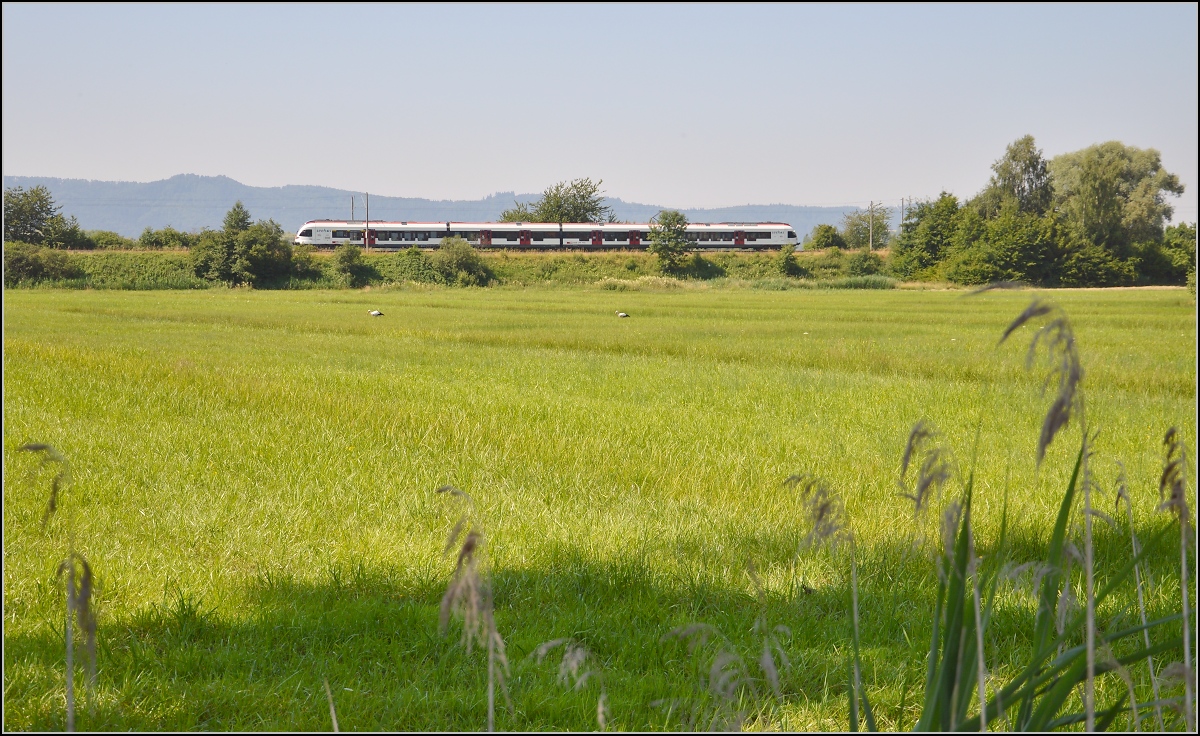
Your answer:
591;230;603;247
734;230;746;247
367;229;377;247
480;230;492;247
520;229;532;246
628;230;640;247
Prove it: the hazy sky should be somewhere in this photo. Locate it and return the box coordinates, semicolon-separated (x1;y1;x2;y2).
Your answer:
3;3;1196;218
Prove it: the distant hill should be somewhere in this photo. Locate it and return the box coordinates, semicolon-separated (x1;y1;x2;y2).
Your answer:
2;174;859;238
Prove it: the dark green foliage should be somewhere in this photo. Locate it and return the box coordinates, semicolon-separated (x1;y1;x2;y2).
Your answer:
941;208;1062;286
1159;222;1196;286
891;194;960;279
231;221;291;285
188;204;291;286
290;243;321;279
846;250;884;276
1058;242;1138;288
971;134;1053;217
431;238;492;286
332;243;366;286
774;244;805;277
189;230;231;282
807;223;847;251
647;210;690;273
3;243;83;285
222;201;253;234
372;246;444;284
138;226;195;250
5;185;59;244
86;230;138;250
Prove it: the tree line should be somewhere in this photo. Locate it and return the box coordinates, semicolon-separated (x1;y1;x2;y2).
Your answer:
804;136;1195;288
5;136;1195;289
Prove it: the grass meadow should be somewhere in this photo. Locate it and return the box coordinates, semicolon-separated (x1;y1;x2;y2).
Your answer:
3;285;1196;730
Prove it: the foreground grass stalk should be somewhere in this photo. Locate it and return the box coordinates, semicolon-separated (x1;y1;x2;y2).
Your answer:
1177;496;1194;732
64;572;75;733
1119;471;1165;731
1084;436;1096;732
969;527;987;733
323;678;339;732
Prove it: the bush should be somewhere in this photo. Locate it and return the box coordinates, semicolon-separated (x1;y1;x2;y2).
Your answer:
231;221;292;286
431;238;492;286
87;230;138;250
375;246;444;284
139;226;195;250
846;250;884;276
1058;243;1137;287
190;231;231;282
806;224;846;250
3;243;83;285
774;244;805;277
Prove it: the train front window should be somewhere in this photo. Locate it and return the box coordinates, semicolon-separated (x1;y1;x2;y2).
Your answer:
299;229;312;237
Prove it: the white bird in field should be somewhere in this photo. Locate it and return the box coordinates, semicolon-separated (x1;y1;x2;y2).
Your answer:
616;311;629;318
368;310;383;317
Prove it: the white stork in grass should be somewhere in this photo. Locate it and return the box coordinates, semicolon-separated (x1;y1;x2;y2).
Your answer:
368;310;383;317
616;311;629;318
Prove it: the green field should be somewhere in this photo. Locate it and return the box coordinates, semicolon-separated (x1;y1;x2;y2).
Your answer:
3;286;1195;730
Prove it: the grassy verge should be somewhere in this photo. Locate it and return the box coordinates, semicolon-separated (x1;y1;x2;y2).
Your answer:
3;287;1194;730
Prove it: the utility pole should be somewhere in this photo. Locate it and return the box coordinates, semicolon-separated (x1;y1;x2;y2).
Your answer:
365;192;370;254
351;196;355;222
868;201;874;251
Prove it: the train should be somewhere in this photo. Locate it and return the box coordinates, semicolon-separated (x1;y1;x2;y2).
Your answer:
292;220;800;251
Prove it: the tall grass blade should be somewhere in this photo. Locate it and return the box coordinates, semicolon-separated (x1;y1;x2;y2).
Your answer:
323;677;340;732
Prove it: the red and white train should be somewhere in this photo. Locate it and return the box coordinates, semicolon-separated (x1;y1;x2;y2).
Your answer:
293;220;800;251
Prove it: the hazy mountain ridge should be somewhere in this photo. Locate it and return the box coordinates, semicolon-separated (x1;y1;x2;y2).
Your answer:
3;174;858;237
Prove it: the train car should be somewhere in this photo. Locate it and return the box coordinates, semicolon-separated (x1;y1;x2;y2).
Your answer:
293;220;800;251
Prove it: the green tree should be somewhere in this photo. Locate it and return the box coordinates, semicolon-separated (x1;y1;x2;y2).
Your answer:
4;185;58;243
890;193;960;278
190;230;231;282
3;185;88;248
231;220;291;285
647;210;690;272
332;243;364;286
500;178;615;223
807;224;847;250
841;206;893;250
1049;141;1184;253
942;209;1063;286
223;201;253;234
972;135;1053;217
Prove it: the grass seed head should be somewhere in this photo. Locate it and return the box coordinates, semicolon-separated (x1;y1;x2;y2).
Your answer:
899;420;952;517
999;299;1083;463
784;474;849;551
1158;427;1192;529
19;443;70;530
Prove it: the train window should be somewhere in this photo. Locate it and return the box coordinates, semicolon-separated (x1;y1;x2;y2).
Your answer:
604;232;617;241
686;232;698;241
788;231;797;239
299;229;312;237
418;232;429;241
332;230;346;238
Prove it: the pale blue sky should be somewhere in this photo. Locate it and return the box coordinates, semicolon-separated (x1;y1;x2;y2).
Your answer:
3;3;1196;219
